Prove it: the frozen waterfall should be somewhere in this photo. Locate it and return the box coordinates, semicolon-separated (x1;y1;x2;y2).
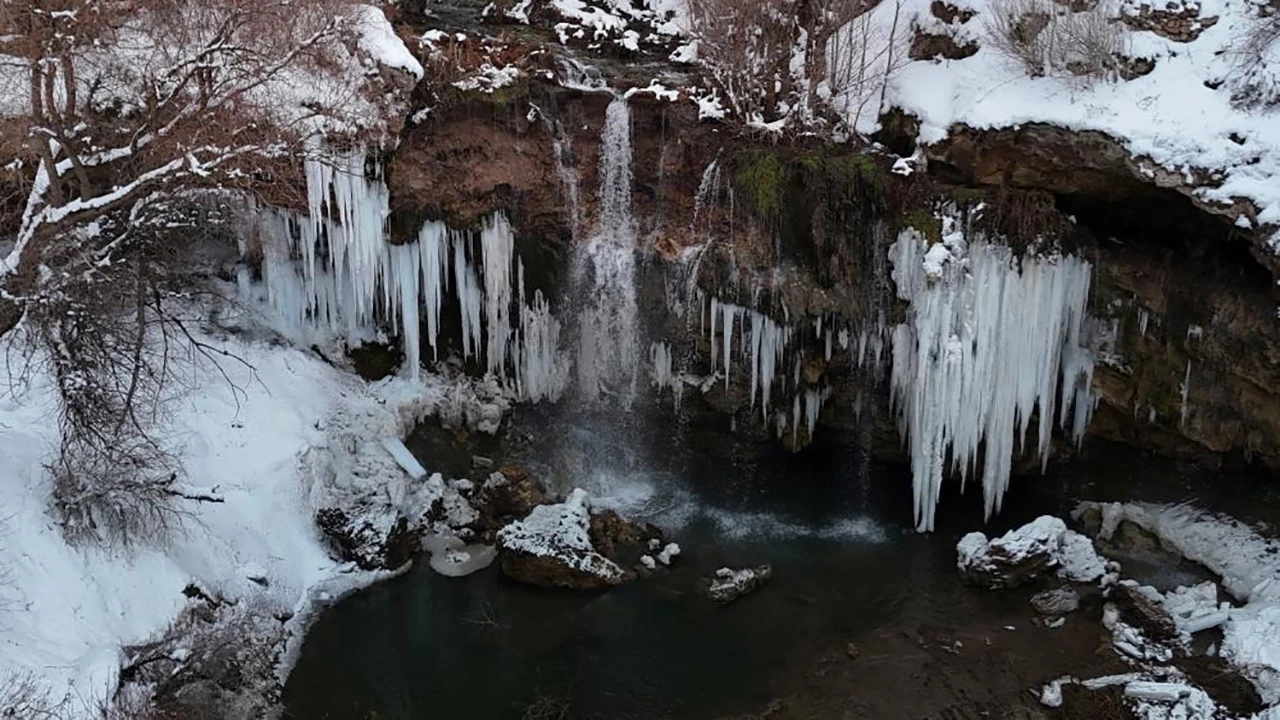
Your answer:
256;147;568;399
888;230;1096;532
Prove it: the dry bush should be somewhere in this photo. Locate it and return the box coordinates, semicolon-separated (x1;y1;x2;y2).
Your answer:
1226;10;1280;107
13;195;251;547
0;673;65;719
685;0;800;121
984;0;1129;80
684;0;906;129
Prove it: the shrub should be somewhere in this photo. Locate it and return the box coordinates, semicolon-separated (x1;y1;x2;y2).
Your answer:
984;0;1129;80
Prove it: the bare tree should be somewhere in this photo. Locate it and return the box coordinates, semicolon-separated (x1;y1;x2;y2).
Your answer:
1226;9;1280;108
682;0;906;132
984;0;1129;81
0;0;413;545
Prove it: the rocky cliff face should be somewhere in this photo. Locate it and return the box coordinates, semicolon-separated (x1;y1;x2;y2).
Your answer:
379;7;1278;476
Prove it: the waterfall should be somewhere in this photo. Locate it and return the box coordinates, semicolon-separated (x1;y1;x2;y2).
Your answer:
573;95;642;404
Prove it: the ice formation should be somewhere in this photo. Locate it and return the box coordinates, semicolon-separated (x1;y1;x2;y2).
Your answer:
256;147;569;401
890;230;1096;531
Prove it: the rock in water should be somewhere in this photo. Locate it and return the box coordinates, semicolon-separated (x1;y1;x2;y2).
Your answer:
1031;587;1081;616
496;488;632;589
957;515;1105;589
704;565;772;604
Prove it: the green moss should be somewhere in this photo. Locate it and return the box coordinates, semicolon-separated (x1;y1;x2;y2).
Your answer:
901;209;942;242
734;151;788;222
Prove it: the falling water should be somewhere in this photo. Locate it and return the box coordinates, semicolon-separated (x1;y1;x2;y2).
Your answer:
573;95;641;404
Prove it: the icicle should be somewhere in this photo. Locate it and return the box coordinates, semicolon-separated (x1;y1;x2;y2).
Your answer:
517;289;569;402
1138;308;1149;338
721;301;736;389
888;229;1095;532
454;235;483;360
420;222;449;360
481;213;516;377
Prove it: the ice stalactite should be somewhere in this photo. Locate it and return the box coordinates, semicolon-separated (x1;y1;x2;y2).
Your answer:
420;222;449;362
573;95;641;403
256;146;570;396
481;215;516;377
515;282;570;403
888;229;1096;532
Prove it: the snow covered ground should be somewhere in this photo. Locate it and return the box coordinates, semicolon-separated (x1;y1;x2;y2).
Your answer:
1081;502;1280;705
0;307;505;713
861;0;1280;244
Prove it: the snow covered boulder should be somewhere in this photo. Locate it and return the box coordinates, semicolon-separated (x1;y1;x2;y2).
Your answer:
315;506;419;571
957;516;1105;589
473;467;546;537
496;489;632;590
1113;581;1180;642
703;565;773;604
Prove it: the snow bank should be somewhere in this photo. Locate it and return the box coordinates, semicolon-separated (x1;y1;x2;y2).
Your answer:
352;5;424;79
1080;502;1280;703
0;302;510;711
0;335;351;706
853;0;1280;248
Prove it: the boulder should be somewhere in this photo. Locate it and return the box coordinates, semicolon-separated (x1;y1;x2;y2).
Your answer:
474;466;546;535
1031;587;1081;616
1113;582;1180;642
315;507;418;571
496;488;632;589
957;516;1106;589
589;508;664;563
704;565;773;604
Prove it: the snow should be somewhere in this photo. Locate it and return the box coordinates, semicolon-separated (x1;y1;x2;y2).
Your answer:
957;515;1106;582
1080;502;1280;703
0;331;361;708
496;488;626;581
852;0;1280;249
657;542;681;565
352;5;424;79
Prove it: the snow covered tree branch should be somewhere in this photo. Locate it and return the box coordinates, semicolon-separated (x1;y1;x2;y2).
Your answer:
0;0;419;546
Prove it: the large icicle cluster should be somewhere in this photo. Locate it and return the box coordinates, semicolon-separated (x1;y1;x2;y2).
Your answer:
256;148;568;400
889;229;1095;532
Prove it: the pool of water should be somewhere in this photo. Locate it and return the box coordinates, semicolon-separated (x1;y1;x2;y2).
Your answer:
284;413;1091;720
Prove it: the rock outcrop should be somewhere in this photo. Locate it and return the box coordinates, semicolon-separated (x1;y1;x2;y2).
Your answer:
496;488;634;589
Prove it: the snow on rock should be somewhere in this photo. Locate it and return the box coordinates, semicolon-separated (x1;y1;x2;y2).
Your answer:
890;228;1094;531
351;5;424;79
1031;587;1081;616
957;516;1105;589
851;0;1280;250
657;542;681;566
704;565;773;604
496;488;630;589
1078;502;1280;703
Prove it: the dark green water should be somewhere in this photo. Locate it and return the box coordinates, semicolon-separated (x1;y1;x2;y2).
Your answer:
283;416;1090;720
